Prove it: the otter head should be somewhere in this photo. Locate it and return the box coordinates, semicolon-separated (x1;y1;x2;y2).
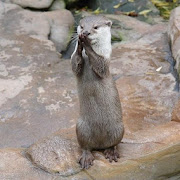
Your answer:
77;16;112;58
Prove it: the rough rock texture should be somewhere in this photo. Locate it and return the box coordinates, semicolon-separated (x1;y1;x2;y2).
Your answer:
0;148;91;180
168;6;180;75
0;3;180;179
0;2;74;53
0;148;57;180
10;0;54;9
112;35;177;133
27;128;81;175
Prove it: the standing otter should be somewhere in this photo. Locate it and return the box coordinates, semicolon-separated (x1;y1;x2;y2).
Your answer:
71;16;124;169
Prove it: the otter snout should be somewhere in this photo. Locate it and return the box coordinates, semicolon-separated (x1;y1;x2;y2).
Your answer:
83;31;90;36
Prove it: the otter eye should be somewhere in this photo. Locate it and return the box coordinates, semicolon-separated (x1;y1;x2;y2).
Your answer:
94;26;99;30
80;25;83;29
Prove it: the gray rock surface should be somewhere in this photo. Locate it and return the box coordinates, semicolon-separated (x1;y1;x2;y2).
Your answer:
0;148;91;180
0;148;57;180
27;129;81;175
0;2;74;53
0;2;76;148
10;0;54;9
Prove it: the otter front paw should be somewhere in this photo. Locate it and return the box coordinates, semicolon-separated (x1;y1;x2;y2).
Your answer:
79;150;94;169
104;147;120;163
77;39;83;56
79;35;92;53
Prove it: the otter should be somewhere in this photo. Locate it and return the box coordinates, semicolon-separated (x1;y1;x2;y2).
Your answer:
71;15;124;169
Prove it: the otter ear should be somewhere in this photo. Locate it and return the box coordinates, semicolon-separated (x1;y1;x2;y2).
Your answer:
105;20;112;27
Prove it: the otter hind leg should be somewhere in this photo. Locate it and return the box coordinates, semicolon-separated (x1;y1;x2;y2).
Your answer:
104;146;120;163
79;150;94;169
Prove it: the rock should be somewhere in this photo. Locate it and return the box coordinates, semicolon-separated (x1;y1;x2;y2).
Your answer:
0;148;92;180
172;100;180;122
27;128;81;175
0;2;74;53
0;148;57;180
1;123;179;179
49;0;65;10
111;26;178;133
45;10;74;52
10;0;54;9
26;122;180;178
87;140;180;180
168;6;180;75
88;0;161;24
84;122;180;180
0;2;76;148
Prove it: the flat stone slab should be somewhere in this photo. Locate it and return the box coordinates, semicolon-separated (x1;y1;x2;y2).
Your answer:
87;142;180;180
0;148;91;180
1;122;178;179
11;0;54;9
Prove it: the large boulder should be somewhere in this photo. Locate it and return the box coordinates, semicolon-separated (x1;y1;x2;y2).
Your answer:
111;32;177;133
168;6;180;75
0;2;76;148
0;2;74;53
10;0;54;9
